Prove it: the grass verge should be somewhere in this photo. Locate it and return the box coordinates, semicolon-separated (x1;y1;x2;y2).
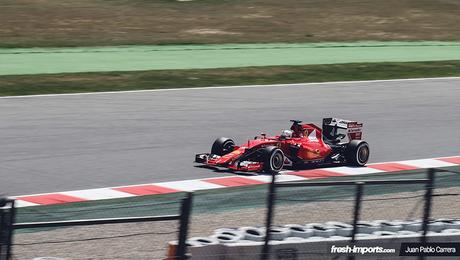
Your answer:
1;0;460;47
1;60;460;96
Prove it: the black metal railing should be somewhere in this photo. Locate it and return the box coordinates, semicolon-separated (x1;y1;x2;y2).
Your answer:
0;199;15;260
0;192;192;260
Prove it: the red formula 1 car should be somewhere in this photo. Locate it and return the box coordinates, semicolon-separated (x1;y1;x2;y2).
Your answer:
195;118;370;174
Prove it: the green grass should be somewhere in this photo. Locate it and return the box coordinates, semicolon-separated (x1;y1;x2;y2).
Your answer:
1;60;460;96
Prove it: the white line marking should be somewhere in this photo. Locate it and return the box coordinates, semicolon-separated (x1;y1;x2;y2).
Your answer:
1;77;459;99
397;159;457;169
62;188;135;200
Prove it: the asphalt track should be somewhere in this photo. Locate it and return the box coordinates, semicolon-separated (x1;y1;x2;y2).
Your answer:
1;77;460;196
2;41;460;75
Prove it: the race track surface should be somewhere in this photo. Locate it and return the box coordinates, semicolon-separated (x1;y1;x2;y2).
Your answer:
1;78;459;196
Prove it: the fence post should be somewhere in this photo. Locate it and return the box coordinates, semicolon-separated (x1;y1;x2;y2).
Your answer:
0;198;5;260
348;182;364;260
261;171;277;260
176;192;193;260
0;198;15;260
420;168;435;260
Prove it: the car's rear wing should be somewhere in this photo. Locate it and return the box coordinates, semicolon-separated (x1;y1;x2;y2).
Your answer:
322;118;363;140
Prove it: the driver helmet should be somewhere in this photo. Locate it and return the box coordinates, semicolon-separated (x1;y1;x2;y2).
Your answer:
281;129;293;139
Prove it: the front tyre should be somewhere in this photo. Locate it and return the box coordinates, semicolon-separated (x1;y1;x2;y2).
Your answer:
211;137;235;156
345;140;370;166
262;146;285;174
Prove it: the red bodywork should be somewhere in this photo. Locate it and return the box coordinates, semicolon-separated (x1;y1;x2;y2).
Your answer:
198;122;335;172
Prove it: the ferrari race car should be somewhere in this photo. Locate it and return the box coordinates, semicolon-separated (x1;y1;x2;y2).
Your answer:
195;118;369;174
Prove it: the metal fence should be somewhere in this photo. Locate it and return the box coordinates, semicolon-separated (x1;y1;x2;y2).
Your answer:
261;168;459;260
0;199;15;260
0;193;193;260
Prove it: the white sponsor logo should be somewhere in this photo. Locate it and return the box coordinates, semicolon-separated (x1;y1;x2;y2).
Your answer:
330;245;396;255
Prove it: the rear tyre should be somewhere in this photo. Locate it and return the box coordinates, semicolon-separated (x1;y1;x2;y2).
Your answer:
262;146;285;174
345;140;370;166
211;137;235;156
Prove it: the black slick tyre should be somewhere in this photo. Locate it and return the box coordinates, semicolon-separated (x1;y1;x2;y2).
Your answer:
262;146;285;174
211;137;235;156
345;140;370;166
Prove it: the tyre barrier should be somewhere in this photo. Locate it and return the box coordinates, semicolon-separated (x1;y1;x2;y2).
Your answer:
187;236;220;246
401;219;423;232
211;234;243;244
436;218;460;229
305;223;336;237
170;218;460;259
239;226;265;242
260;227;291;241
227;234;460;260
400;219;448;232
374;220;404;232
325;221;353;237
283;224;314;238
213;229;245;242
372;231;397;237
427;221;445;232
355;221;381;234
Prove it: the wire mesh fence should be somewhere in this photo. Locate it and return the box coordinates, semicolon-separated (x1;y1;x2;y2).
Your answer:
430;170;460;221
6;193;193;260
360;183;426;222
188;184;269;240
274;185;357;225
12;221;179;260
